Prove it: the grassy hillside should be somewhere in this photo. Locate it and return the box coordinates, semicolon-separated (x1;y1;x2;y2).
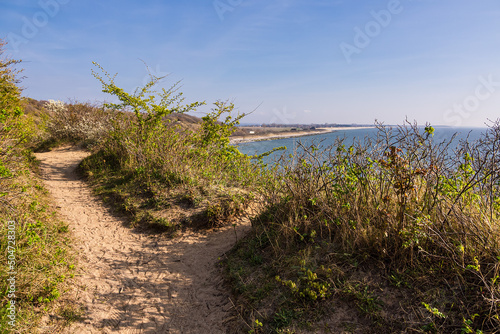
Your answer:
0;40;82;333
44;61;500;333
80;63;500;332
224;123;500;333
2;45;499;333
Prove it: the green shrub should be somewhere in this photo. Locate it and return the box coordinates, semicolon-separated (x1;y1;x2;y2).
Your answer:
79;63;264;231
0;38;76;333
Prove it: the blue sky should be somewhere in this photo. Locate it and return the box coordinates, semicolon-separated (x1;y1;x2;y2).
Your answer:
1;0;499;126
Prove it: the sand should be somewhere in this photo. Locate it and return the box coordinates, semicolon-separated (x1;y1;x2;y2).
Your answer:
35;146;250;334
230;127;375;144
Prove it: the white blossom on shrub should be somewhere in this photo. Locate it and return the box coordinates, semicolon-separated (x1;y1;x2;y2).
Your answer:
46;100;112;145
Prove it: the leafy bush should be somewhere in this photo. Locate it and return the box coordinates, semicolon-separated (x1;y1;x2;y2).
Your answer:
0;39;33;183
0;40;22;116
79;63;263;231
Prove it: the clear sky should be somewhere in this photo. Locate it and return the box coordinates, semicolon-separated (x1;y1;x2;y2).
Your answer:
1;0;499;126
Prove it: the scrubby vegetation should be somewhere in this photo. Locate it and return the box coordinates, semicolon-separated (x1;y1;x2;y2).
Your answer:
225;122;500;333
74;63;264;234
73;62;500;331
2;39;499;332
0;40;79;333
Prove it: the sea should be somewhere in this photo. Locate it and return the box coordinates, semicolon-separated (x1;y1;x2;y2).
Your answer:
235;126;489;165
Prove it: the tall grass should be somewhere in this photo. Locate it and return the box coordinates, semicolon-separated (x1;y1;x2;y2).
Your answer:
1;39;78;333
69;62;500;330
243;121;500;331
12;53;498;331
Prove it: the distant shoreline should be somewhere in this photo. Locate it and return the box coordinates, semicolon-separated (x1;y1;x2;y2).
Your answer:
230;126;375;144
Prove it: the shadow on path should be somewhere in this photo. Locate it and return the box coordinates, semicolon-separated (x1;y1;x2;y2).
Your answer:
36;146;250;334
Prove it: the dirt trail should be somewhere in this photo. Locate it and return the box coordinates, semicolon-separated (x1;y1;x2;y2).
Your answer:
36;146;249;334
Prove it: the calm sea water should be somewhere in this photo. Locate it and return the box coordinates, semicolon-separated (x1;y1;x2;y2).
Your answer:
236;126;488;164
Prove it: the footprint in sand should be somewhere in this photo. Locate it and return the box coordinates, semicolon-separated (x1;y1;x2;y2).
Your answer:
36;146;250;334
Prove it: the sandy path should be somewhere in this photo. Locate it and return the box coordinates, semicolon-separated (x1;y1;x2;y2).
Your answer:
36;146;249;334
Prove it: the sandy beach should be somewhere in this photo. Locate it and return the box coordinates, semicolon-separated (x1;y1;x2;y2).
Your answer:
230;126;375;144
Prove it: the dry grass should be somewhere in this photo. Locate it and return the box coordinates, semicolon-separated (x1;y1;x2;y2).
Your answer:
10;56;499;332
0;103;79;332
1;38;81;332
224;121;500;333
0;159;79;333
